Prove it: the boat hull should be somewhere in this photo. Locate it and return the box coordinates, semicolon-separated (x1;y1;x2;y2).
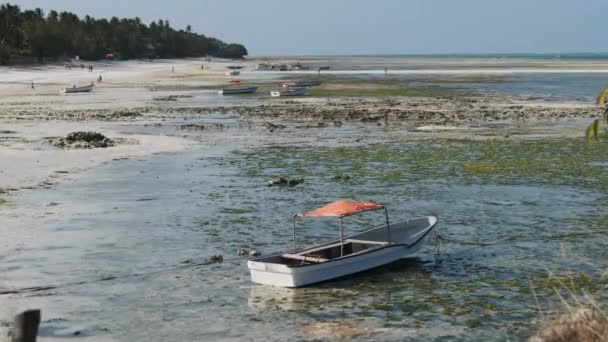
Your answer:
248;216;437;287
61;85;94;93
218;86;258;95
270;87;307;97
249;244;417;287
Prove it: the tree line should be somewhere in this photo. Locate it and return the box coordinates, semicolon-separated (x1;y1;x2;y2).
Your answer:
0;3;248;64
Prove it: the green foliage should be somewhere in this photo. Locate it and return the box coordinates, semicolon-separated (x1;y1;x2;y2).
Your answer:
216;44;248;59
586;110;608;143
586;119;600;143
0;2;247;63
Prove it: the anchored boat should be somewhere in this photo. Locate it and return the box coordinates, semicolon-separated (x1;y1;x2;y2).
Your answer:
247;200;438;287
225;70;241;76
282;80;322;88
218;86;258;95
270;87;307;97
60;83;94;94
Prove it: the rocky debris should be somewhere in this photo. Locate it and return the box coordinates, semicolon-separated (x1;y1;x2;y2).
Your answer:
109;110;141;119
267;176;304;187
263;122;286;132
360;115;383;122
0;95;598;125
295;122;330;129
179;124;206;131
179;123;224;131
153;95;193;101
237;249;261;257
207;255;223;263
50;131;114;149
333;174;351;182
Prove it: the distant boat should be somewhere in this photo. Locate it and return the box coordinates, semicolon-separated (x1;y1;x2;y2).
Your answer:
218;86;258;95
225;70;241;76
270;87;307;97
257;63;272;70
227;65;245;70
318;66;330;70
282;80;322;88
60;83;94;94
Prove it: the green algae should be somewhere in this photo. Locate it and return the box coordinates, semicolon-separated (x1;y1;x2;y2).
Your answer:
307;86;454;98
226;135;607;339
234;138;608;191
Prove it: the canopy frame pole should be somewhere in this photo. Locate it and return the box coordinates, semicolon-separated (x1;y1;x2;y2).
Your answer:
339;217;344;257
292;215;298;252
384;207;391;244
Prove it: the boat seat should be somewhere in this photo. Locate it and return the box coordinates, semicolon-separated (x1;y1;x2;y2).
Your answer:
345;239;388;245
282;253;328;263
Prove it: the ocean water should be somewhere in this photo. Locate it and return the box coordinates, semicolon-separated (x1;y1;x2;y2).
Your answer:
258;54;608;103
1;115;607;341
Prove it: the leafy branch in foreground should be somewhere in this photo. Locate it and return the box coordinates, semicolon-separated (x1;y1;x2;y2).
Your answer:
587;86;608;143
585;112;608;143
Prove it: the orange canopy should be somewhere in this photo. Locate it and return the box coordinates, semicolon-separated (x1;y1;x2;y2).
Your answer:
298;200;384;218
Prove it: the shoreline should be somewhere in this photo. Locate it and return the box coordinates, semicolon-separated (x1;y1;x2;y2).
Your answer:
1;57;602;196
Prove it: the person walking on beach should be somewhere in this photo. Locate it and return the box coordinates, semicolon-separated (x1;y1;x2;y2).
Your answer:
385;66;388;75
172;66;175;73
31;82;35;89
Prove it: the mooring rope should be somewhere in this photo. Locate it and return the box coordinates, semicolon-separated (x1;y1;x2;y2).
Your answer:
432;230;608;266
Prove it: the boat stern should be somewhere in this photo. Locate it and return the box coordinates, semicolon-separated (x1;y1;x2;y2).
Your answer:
247;260;298;287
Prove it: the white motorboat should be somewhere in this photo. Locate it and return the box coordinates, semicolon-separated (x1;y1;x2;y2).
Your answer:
270;87;307;97
60;83;94;94
247;200;438;287
225;70;241;76
218;86;258;95
282;80;322;88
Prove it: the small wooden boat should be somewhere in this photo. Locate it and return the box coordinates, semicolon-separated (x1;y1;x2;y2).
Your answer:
218;86;258;95
318;66;330;70
230;79;242;84
257;63;272;70
60;83;94;94
270;87;307;97
248;200;438;287
225;70;241;76
227;65;245;70
282;80;322;88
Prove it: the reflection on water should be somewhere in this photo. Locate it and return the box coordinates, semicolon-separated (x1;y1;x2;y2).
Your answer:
248;258;428;312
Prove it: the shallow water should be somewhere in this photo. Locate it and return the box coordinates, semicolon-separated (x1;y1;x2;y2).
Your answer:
1;115;607;341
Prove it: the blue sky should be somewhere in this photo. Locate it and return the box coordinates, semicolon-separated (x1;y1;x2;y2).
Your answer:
8;0;607;56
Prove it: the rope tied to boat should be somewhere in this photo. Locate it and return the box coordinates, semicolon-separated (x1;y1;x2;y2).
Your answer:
431;230;608;267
